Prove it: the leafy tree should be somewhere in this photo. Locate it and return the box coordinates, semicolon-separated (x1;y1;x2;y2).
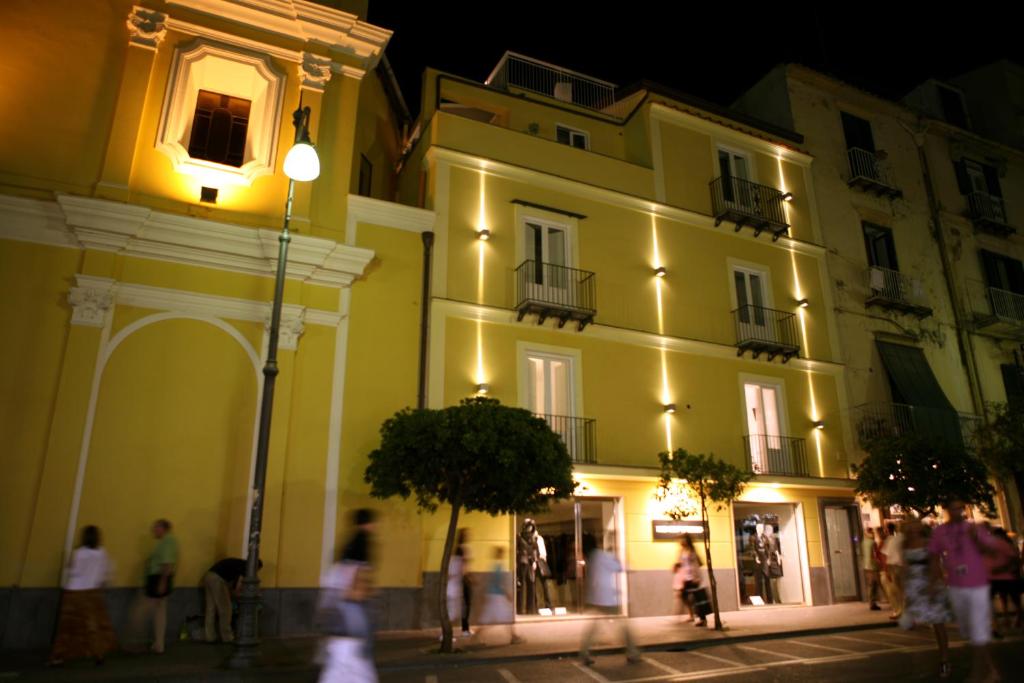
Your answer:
365;397;575;652
853;432;996;517
658;449;751;631
974;401;1024;480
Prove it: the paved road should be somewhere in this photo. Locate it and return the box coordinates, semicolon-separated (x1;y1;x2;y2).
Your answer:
380;627;1024;682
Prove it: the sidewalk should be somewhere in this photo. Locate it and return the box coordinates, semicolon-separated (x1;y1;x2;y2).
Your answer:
0;604;893;682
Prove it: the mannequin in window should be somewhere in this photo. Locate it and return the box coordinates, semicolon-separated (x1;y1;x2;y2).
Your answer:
763;524;783;603
516;519;554;614
753;522;769;603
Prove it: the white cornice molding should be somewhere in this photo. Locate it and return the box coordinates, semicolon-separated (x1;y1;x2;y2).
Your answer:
84;276;340;332
333;64;367;81
165;17;302;63
347;194;435;233
433;298;844;377
426;147;827;258
0;195;80;248
0;194;374;288
650;103;814;167
69;276;117;327
167;0;391;68
126;6;168;50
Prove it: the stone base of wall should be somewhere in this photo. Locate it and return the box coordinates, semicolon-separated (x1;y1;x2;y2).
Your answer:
1;566;836;650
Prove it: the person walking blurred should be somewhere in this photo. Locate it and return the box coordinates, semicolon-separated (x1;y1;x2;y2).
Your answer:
127;519;178;654
882;521;905;619
898;518;952;678
48;526;117;666
861;527;882;611
676;534;705;626
580;541;639;666
929;500;1002;683
476;546;522;645
987;526;1022;636
317;508;377;683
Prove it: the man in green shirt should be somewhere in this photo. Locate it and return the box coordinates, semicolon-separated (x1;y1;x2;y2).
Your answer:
129;519;178;653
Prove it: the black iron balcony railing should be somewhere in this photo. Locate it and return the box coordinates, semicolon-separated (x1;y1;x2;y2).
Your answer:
847;147;901;198
743;434;809;477
710;176;789;240
733;305;800;362
987;286;1024;325
852;402;981;452
865;266;932;317
536;413;597;464
515;260;596;330
968;191;1014;236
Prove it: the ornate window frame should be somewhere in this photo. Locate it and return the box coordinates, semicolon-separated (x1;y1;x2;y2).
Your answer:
156;39;285;188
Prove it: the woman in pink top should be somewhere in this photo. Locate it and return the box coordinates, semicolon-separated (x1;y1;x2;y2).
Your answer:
928;500;1003;683
676;534;705;626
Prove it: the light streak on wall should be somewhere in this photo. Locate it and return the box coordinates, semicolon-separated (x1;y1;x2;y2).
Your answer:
652;214;673;452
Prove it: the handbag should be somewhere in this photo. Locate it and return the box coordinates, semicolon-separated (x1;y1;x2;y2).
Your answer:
536;557;551;579
688;586;712;618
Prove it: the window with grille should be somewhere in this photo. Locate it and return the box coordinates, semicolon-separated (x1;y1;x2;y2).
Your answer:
187;90;251;167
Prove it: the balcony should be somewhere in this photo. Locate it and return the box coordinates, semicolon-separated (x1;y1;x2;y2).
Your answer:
733;305;800;362
968;191;1015;237
536;413;597;464
743;435;809;477
710;176;790;240
515;260;596;331
485;51;634;119
865;266;933;318
852;402;981;452
971;284;1024;337
846;147;902;199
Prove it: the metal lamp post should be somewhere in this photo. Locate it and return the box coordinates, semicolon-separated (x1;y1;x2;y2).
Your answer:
230;105;319;668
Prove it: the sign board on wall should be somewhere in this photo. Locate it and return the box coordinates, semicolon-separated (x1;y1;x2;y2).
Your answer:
652;520;705;540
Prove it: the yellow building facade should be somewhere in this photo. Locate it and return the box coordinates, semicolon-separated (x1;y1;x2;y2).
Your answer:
377;55;862;624
0;0;401;646
1;5;869;645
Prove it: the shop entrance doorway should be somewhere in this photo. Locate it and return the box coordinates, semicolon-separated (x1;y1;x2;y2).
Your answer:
823;504;861;601
734;502;805;606
515;498;619;618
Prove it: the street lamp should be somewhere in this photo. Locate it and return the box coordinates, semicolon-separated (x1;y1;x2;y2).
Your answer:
230;105;319;668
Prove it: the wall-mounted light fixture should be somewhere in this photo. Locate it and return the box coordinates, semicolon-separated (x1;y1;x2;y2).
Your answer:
813;420;825;430
663;403;677;414
781;192;794;202
477;229;491;241
654;266;667;278
475;382;490;395
797;298;810;308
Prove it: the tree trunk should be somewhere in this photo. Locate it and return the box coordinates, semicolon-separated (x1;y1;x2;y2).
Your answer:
700;491;722;631
438;495;462;653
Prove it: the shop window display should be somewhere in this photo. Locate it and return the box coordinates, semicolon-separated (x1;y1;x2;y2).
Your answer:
735;503;804;606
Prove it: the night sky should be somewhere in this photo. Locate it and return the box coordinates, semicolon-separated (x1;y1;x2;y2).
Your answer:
368;2;1023;119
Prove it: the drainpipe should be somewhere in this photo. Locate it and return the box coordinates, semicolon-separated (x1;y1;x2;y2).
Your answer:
901;118;986;419
417;231;434;409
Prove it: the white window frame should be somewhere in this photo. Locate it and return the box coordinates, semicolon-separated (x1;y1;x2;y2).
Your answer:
727;259;775;311
714;144;757;184
514;206;579;270
737;374;792;474
516;342;583;418
555;124;590;151
157;40;285;188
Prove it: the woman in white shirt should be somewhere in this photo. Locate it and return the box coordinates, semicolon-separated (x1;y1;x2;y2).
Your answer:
49;525;116;665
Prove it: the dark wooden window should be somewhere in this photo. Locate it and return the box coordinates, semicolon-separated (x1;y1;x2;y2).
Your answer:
840;112;875;152
187;90;251;167
980;249;1024;294
863;223;899;271
938;85;969;129
358;155;373;197
555;125;588;149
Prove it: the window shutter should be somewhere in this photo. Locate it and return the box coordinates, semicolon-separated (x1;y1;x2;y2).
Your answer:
983;164;1002;198
1001;364;1024;409
953;159;971;195
980;250;1002;289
